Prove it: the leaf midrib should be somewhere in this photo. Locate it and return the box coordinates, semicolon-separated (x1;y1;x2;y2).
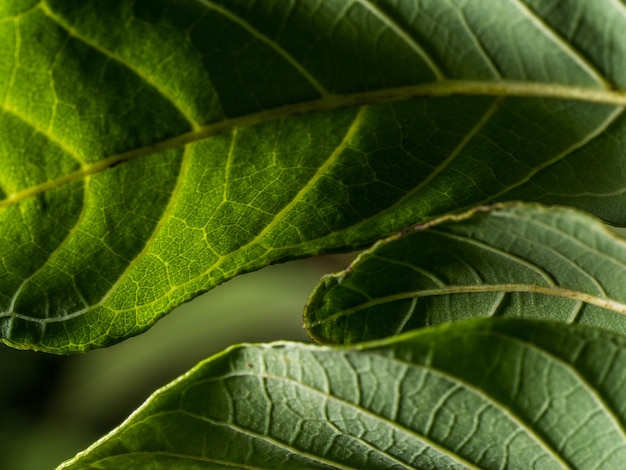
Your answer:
3;79;626;210
308;284;626;328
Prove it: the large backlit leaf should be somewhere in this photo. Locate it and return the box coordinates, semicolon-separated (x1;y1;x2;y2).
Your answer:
3;0;626;352
59;318;626;469
305;203;626;344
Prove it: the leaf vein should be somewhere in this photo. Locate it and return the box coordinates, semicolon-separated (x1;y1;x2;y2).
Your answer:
485;105;626;204
510;0;612;89
355;0;445;81
7;178;90;323
194;0;329;97
1;81;625;209
515;212;626;272
308;284;626;329
94;148;191;312
39;1;201;130
144;409;360;470
382;349;574;469
501;333;626;453
189;370;482;469
0;102;83;166
446;1;502;79
430;230;557;285
214;106;368;258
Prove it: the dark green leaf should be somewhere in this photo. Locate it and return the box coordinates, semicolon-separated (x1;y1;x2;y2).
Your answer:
3;0;626;351
305;203;626;344
59;319;626;469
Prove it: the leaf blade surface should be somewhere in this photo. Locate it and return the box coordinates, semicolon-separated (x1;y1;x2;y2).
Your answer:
305;203;626;344
3;0;626;351
59;319;626;469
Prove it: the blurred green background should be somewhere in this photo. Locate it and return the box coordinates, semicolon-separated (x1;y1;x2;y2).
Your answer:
0;254;353;469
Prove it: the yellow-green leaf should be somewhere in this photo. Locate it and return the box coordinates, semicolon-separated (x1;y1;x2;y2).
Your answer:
3;0;626;352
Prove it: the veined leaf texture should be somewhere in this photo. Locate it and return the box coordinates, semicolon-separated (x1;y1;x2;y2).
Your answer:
60;319;626;469
306;203;626;343
1;0;626;351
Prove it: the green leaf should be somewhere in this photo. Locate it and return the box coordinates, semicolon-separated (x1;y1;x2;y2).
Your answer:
59;318;626;469
3;0;626;352
305;203;626;344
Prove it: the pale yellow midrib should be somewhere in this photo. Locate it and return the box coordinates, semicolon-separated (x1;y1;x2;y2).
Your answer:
3;79;626;210
309;283;626;327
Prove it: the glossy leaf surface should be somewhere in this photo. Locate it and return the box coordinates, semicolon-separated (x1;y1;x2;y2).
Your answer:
60;318;626;469
3;0;626;352
306;204;626;344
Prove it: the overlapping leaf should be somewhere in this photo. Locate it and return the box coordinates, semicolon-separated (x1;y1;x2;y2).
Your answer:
3;0;626;352
59;319;626;469
305;204;626;344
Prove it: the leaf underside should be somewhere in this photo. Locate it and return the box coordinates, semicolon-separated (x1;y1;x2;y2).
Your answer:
305;203;626;344
59;318;626;470
2;0;626;352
